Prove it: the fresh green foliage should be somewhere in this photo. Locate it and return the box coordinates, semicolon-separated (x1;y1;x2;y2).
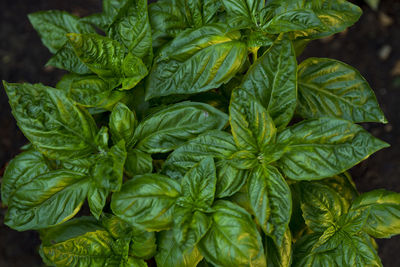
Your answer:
1;0;399;266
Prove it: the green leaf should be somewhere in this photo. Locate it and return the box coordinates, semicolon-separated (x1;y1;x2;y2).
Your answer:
47;42;92;74
149;0;221;48
173;207;211;249
92;141;127;192
292;233;338;267
155;230;203;267
241;34;297;130
68;75;113;107
263;9;324;34
133;102;228;153
67;33;125;78
299;182;346;232
28;10;96;53
214;159;248;198
336;234;382;267
111;174;181;231
229;88;276;152
178;157;217;209
198;200;266;266
267;0;362;39
109;103;138;146
39;216;103;245
67;33;147;88
248;165;291;245
1;149;51;205
277;117;389;180
163;130;237;179
5;170;90;231
130;230;157;260
125;149;153;177
40;229;122;266
108;0;153;65
297;58;387;123
350;190;400;238
221;0;264;28
4;82;98;160
87;185;109;219
146;24;247;100
265;228;292;267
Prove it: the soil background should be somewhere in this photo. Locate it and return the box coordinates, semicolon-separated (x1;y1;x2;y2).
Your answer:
0;0;399;266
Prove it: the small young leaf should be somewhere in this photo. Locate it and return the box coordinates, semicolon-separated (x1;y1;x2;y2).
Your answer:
173;206;211;249
4;82;98;160
297;58;387;123
163;130;237;179
229;88;276;152
248;165;291;245
241;34;297;130
109;103;138;145
68;75;113;107
179;157;217;209
125;149;153;177
277;118;389;180
87;185;109;219
111;174;181;231
133;102;228;153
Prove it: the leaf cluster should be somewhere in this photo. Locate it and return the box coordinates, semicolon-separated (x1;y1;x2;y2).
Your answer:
1;0;400;266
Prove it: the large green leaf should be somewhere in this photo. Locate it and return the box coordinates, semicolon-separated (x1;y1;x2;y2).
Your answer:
241;34;297;130
349;190;400;238
5;170;90;231
1;149;51;205
297;58;386;123
133;102;228;153
28;10;96;53
40;229;123;266
248;165;291;245
111;174;181;231
267;0;362;39
230;88;276;152
262;9;324;34
277;118;389;180
179;157;217;209
198;200;266;266
146;25;247;100
4;82;98;160
109;103;138;146
109;0;152;63
155;230;203;267
163;130;237;179
299;182;346;232
221;0;264;28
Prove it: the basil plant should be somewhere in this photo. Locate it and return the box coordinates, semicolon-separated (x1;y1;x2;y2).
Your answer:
2;0;400;266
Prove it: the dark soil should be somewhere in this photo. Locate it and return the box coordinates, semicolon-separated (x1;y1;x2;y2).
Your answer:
0;0;399;266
